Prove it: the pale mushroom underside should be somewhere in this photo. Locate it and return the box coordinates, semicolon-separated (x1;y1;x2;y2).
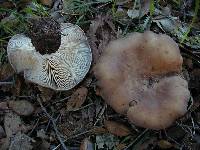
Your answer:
7;23;92;90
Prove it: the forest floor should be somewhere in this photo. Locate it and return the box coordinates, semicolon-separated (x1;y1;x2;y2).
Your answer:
0;0;200;150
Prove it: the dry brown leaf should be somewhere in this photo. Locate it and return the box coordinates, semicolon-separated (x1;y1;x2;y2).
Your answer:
37;129;48;140
4;111;23;137
59;124;73;136
127;0;150;19
66;87;88;111
184;58;193;69
87;17;104;65
157;140;173;149
197;112;200;124
0;1;15;9
38;86;54;102
0;63;14;81
35;139;50;150
104;120;131;137
3;112;32;150
115;0;132;6
0;125;6;139
9;133;33;150
11;75;22;96
0;138;10;150
0;102;9;111
137;137;157;150
140;0;151;15
115;143;126;150
80;138;94;150
97;29;112;58
87;15;116;65
95;87;101;96
8;100;35;116
90;127;108;135
16;0;32;8
39;0;53;7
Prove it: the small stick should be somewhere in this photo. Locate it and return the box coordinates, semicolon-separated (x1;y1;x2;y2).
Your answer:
69;103;94;112
52;96;71;104
191;116;196;136
37;96;68;150
164;129;182;148
0;81;13;85
125;128;149;150
94;103;106;126
28;118;40;136
97;1;112;9
53;129;92;150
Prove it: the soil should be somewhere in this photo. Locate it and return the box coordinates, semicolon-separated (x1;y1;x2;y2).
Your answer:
27;17;61;55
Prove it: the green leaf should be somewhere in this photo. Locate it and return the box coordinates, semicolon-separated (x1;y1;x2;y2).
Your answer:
149;0;155;16
180;0;200;43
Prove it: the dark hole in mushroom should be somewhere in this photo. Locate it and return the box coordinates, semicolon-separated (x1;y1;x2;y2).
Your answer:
27;17;61;55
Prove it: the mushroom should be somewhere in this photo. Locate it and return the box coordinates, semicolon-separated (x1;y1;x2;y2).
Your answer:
7;23;92;90
94;31;190;130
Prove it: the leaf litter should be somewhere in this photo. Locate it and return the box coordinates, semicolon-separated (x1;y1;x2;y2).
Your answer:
0;0;200;149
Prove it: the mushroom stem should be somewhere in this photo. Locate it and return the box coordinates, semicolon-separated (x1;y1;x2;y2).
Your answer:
9;51;38;73
7;34;38;73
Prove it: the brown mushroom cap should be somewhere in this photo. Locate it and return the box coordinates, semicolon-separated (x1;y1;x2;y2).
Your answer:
94;31;190;130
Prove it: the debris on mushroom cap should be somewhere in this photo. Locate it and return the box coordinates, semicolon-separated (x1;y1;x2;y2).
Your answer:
28;18;61;55
7;23;92;90
94;31;190;130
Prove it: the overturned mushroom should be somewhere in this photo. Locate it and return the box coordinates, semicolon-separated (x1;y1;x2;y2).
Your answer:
94;31;190;130
7;22;92;90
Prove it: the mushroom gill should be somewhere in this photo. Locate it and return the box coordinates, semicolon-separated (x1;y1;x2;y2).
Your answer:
7;23;92;90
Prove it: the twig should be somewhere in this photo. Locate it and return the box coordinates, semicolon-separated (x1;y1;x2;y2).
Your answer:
94;103;106;126
176;121;194;136
53;129;92;150
175;123;200;130
125;128;149;150
61;11;80;16
69;103;94;112
37;96;68;150
52;96;71;104
164;129;182;148
46;113;60;132
63;130;91;141
0;81;13;85
97;1;112;9
176;115;196;138
28;118;40;136
45;112;54;132
191;116;196;136
180;44;200;66
17;95;35;99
